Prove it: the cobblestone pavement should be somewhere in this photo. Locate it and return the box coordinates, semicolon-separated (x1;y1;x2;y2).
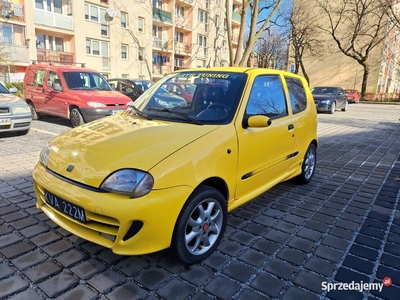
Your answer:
0;104;399;300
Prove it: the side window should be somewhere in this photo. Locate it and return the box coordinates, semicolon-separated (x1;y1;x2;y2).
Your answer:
33;70;46;87
285;76;307;114
108;80;118;90
48;71;61;90
246;75;287;119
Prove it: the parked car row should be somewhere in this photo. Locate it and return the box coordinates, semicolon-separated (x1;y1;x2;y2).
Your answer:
312;86;348;114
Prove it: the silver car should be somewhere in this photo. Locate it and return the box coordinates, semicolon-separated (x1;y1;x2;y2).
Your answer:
0;82;32;135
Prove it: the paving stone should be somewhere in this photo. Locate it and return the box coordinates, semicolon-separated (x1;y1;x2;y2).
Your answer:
42;239;74;257
335;267;369;283
329;227;354;240
0;263;14;279
19;224;49;238
283;214;307;226
359;226;385;239
70;258;107;279
384;242;400;257
314;245;344;263
253;215;276;226
7;287;43;300
370;281;400;300
238;248;269;268
0;233;23;248
80;242;104;255
229;230;257;246
38;272;79;298
157;278;196;300
250;273;286;297
277;247;307;266
343;255;374;275
274;221;298;233
349;244;379;261
354;234;383;249
282;286;319;300
252;239;280;255
0;211;28;222
296;228;323;242
204;275;241;299
305;220;330;233
56;284;98;300
115;256;151;277
236;288;271;300
97;249;124;265
0;241;36;259
223;260;256;283
0;224;12;235
287;236;315;252
106;281;148;300
242;223;267;236
24;260;62;283
134;266;171;290
88;269;125;293
217;239;243;256
304;257;335;277
293;270;326;293
381;253;400;269
31;231;62;247
202;251;231;271
0;275;29;299
264;229;291;244
327;290;363;300
55;248;89;267
11;250;47;270
264;259;297;280
180;264;214;285
321;235;349;251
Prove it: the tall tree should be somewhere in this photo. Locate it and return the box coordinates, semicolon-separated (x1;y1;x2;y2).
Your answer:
255;29;288;70
288;0;325;84
226;0;284;66
315;0;392;99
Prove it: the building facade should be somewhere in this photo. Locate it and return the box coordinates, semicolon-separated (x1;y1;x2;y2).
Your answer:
0;0;242;82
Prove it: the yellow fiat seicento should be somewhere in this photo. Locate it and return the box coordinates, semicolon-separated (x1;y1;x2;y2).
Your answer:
33;68;318;264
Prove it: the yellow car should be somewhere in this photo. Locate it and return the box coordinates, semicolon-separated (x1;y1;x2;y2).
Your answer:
33;67;318;264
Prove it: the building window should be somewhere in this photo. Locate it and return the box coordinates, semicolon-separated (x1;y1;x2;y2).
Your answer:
86;39;109;57
122;74;129;78
198;9;208;24
198;35;207;47
121;12;127;28
90;5;98;21
138;17;144;33
175;32;184;43
101;9;108;36
139;48;144;61
121;44;128;60
175;5;184;18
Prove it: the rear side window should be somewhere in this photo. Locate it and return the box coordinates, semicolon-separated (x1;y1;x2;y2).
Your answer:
246;75;288;119
285;76;307;114
33;70;46;88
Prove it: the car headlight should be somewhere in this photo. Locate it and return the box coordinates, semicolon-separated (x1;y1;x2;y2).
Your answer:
87;102;106;108
12;106;31;114
320;100;331;104
100;169;154;198
39;144;51;167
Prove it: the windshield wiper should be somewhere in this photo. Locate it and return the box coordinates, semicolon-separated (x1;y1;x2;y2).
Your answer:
148;108;203;125
128;103;152;120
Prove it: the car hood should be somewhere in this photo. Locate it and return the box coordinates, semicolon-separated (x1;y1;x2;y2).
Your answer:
68;90;132;105
0;93;26;105
47;114;217;186
312;94;335;100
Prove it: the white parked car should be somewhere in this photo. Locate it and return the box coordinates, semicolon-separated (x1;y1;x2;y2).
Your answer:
0;82;32;135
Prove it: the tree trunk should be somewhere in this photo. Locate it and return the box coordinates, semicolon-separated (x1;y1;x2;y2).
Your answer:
361;65;369;100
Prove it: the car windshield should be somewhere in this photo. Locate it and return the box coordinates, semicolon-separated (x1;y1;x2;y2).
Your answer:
63;72;112;90
312;87;336;95
126;71;247;125
0;82;11;94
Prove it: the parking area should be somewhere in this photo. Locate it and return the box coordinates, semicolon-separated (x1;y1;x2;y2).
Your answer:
0;103;399;300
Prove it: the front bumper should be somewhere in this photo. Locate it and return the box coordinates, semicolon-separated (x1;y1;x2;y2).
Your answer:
0;114;32;133
79;108;127;123
314;101;332;112
33;162;192;255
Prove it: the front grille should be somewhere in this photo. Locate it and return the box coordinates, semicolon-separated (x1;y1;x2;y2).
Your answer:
14;122;31;128
0;125;11;129
0;107;10;114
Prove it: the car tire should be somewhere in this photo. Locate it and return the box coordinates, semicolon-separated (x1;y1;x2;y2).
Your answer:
295;144;317;184
70;107;84;127
341;101;348;112
329;102;336;114
171;185;227;264
28;102;39;120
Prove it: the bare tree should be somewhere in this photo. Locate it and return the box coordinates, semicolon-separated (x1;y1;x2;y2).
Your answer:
255;29;288;70
315;0;393;99
226;0;284;66
288;0;325;84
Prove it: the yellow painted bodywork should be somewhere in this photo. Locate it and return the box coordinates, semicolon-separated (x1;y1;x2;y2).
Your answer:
33;67;318;255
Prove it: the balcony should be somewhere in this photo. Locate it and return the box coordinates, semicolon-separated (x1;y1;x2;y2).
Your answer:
153;7;172;24
175;42;192;55
1;1;24;20
37;49;75;64
153;65;171;77
2;44;29;63
34;9;73;30
232;11;241;23
153;38;172;50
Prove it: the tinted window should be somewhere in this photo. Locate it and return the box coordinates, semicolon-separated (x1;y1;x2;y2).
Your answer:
33;70;46;87
285;76;307;114
246;75;287;119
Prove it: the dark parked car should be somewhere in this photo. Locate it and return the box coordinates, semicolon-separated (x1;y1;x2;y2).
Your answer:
312;86;348;114
107;78;145;102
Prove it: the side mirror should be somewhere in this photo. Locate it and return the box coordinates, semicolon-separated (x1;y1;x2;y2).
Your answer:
53;83;63;91
243;115;271;128
9;87;18;93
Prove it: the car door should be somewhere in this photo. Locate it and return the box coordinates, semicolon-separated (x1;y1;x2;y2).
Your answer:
337;87;347;108
235;74;296;200
45;71;69;117
28;69;48;112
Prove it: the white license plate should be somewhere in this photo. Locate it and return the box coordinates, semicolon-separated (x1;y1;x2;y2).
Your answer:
44;190;86;223
0;118;11;125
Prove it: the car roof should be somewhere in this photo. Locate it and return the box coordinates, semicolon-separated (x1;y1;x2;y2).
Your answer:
28;63;98;73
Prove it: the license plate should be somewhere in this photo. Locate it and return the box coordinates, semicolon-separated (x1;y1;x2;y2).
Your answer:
44;190;86;223
0;118;11;125
109;110;121;115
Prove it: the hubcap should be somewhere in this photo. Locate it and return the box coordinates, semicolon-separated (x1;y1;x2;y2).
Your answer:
304;148;316;180
184;199;223;256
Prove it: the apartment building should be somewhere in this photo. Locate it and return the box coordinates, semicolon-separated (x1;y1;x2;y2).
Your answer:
290;0;400;95
0;0;241;82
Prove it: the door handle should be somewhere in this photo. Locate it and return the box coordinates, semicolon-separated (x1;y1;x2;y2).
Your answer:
288;124;294;130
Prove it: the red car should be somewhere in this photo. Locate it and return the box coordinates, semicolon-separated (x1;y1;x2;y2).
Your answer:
344;89;361;103
162;82;196;104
